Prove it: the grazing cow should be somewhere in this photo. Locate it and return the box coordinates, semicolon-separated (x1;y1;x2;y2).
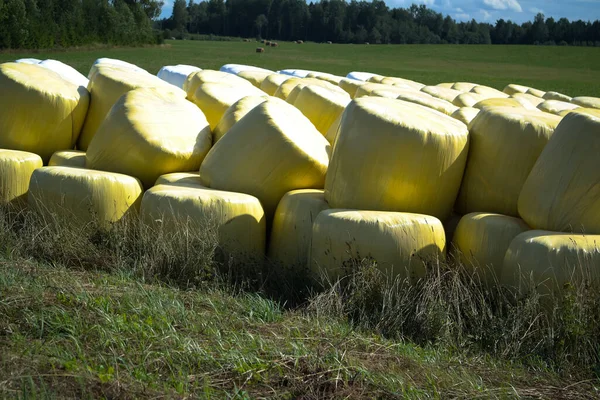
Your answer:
256;47;265;53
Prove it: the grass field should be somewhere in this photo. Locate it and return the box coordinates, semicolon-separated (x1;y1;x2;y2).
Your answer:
1;40;599;96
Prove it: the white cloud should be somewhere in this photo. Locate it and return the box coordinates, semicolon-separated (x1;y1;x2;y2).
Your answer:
482;0;522;12
455;12;471;20
480;9;492;20
529;7;544;14
456;7;464;12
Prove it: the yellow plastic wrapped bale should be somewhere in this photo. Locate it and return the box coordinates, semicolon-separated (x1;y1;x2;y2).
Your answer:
543;91;572;102
455;107;561;217
452;212;530;286
200;98;330;219
28;166;143;227
380;77;424;90
324;113;343;147
0;149;43;207
571;108;600;118
183;69;252;99
503;84;530;96
155;172;202;187
396;91;458;116
213;96;268;143
420;86;462;103
452;92;489;108
572;97;600;109
370;89;402;99
527;88;546;98
437;82;454;88
285;83;310;104
518;112;600;234
367;75;386;83
338;78;363;98
86;88;212;188
501;230;600;295
0;63;89;162
237;70;272;88
451;107;480;125
309;210;446;284
268;189;329;268
274;77;346;100
537;100;580;116
261;74;292;96
511;93;544;107
141;183;266;261
48;150;86;168
325;97;469;221
293;85;351;137
473;97;537;111
451;82;478;92
190;82;265;130
354;82;408;98
79;64;185;151
470;85;509;98
306;72;343;85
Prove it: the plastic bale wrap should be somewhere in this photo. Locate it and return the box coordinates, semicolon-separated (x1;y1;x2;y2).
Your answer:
518;112;600;234
183;70;252;99
451;82;478;92
453;92;489;108
274;77;346;100
325;97;469;221
86;88;212;189
527;88;546;98
0;63;89;162
572;97;600;109
268;189;329;269
451;107;480;125
501;231;600;296
367;75;386;83
420;86;462;103
537;100;579;116
141;183;266;262
260;74;292;96
436;82;454;88
213;96;268;143
473;97;538;111
190;82;266;130
276;69;316;78
380;77;424;90
572;108;600;118
338;78;363;98
354;82;409;98
157;65;201;89
0;150;43;207
455;107;561;216
470;85;509;98
503;84;530;96
48;150;86;168
199;99;330;220
293;85;351;137
39;59;89;88
306;72;343;85
88;58;147;78
155;172;202;187
396;91;458;116
15;58;41;64
285;83;310;104
28;166;143;227
238;70;272;88
220;64;273;75
309;210;446;285
543;91;572;102
346;72;380;81
80;64;185;151
452;212;530;286
511;93;544;107
370;89;403;99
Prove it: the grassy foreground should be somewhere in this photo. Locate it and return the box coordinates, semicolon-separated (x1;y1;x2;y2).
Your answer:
0;40;599;96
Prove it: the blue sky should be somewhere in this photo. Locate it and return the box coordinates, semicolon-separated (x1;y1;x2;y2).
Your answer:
160;0;600;24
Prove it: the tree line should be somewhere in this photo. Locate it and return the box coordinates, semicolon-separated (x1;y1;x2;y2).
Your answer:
0;0;163;49
162;0;600;46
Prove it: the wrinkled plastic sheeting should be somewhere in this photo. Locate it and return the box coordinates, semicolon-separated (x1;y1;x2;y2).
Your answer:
28;166;143;227
213;95;268;143
220;64;273;75
39;59;89;88
48;150;86;168
200;98;330;220
293;85;350;138
268;189;329;269
86;88;212;189
0;63;89;162
346;71;381;81
452;212;530;286
79;64;185;150
309;210;446;286
325;97;469;221
455;107;561;217
501;230;600;296
518;112;600;234
141;183;266;262
0;149;43;207
451;107;480;126
157;64;201;89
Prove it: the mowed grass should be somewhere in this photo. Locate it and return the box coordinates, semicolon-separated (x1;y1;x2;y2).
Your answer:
1;40;599;96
